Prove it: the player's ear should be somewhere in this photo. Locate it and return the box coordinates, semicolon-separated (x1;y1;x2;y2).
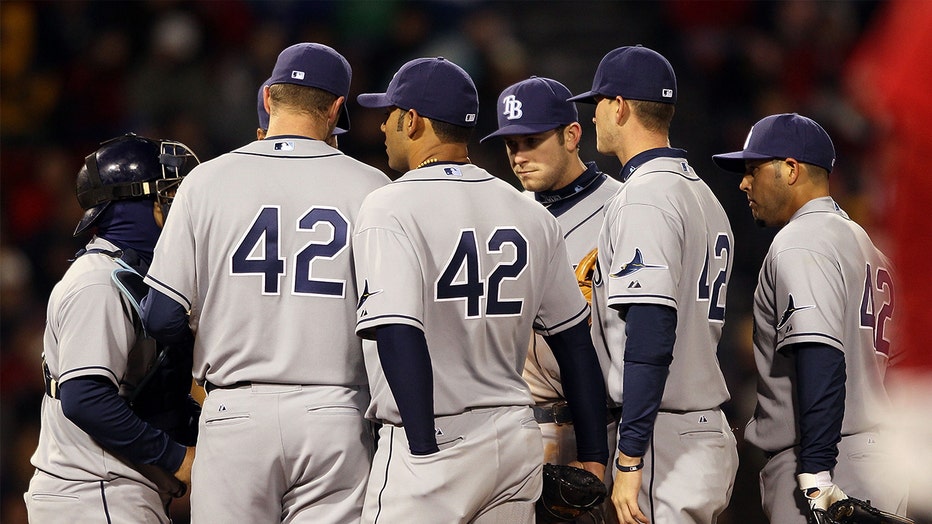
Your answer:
564;122;582;151
405;109;422;139
614;96;627;125
327;96;345;129
784;158;800;184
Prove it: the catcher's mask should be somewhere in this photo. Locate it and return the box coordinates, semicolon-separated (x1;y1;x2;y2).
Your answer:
74;133;200;236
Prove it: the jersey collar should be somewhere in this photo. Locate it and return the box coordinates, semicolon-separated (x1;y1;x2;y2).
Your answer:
619;147;687;182
789;196;849;223
535;161;607;217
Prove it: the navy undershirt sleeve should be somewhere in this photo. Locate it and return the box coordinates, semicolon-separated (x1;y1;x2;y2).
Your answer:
141;288;193;345
617;304;676;457
59;376;186;472
791;341;845;473
543;318;610;464
375;324;438;455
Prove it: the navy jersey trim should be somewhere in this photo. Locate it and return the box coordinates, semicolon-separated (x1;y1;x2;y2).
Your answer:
144;275;192;310
608;293;677;304
562;205;605;240
393;176;496;184
535;304;589;333
232;151;343;160
779;332;844;347
646;170;700;181
358;314;425;329
58;365;119;383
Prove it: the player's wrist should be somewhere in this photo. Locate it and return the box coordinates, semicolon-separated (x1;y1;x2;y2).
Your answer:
615;456;644;472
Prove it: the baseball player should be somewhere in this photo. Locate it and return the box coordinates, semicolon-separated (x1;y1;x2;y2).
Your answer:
353;57;609;523
712;113;909;523
256;76;347;146
569;45;739;524
24;134;200;523
481;76;623;523
141;43;390;523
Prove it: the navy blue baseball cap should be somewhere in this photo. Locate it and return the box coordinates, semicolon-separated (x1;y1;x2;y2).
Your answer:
712;113;836;173
480;76;577;143
357;57;478;127
568;45;676;105
268;43;351;132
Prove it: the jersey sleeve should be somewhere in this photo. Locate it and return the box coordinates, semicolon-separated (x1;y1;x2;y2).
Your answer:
144;183;197;312
604;203;681;310
533;234;590;337
354;221;425;339
57;282;134;386
773;247;845;352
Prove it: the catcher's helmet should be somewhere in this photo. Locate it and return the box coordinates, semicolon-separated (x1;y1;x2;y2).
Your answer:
74;133;199;236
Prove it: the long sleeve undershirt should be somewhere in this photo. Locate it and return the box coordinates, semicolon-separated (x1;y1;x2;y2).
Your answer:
791;341;845;473
617;303;677;457
59;376;186;472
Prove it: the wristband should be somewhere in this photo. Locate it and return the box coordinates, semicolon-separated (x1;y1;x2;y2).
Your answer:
615;457;644;472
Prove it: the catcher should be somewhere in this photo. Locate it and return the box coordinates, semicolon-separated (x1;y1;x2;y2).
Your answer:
24;134;200;523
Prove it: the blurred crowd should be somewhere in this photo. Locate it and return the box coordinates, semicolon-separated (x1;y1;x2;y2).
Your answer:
2;1;918;522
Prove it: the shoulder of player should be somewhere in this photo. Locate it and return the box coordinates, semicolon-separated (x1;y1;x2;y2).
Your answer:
769;220;848;267
54;260;128;311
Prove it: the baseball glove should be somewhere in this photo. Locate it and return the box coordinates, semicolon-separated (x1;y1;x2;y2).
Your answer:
575;248;598;306
536;463;607;523
823;496;915;524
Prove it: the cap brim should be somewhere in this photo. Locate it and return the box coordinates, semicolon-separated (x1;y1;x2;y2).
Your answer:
356;93;393;108
73;202;110;236
711;151;774;173
567;90;599;104
480;123;563;143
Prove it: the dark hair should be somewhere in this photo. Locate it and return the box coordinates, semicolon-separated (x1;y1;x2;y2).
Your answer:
431;118;473;144
629;99;675;133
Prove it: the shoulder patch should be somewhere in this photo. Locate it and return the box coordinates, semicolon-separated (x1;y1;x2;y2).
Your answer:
776;294;815;330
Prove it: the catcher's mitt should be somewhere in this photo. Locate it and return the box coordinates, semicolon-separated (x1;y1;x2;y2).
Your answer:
824;496;915;524
575;248;598;306
537;463;607;523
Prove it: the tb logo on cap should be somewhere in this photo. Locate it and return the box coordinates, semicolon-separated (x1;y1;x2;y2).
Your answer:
502;95;523;120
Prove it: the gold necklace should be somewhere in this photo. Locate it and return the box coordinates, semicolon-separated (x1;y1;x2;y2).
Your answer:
415;158;440;169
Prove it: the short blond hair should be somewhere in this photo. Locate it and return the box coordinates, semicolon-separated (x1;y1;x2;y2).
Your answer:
269;83;336;120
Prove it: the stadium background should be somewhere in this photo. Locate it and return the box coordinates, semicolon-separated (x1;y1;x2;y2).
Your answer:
2;1;930;523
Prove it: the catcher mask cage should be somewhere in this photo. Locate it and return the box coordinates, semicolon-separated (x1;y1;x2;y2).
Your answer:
74;133;200;236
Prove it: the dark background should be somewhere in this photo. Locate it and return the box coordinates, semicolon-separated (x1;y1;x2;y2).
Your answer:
3;1;928;523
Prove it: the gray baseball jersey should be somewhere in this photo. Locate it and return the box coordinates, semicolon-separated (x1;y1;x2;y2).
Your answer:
590;155;733;410
353;163;590;424
524;173;622;402
27;237;167;521
145;138;390;386
744;197;898;453
144;137;389;523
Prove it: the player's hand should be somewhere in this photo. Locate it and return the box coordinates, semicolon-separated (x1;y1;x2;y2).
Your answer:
612;453;648;524
568;459;606;482
174;446;196;491
798;471;847;519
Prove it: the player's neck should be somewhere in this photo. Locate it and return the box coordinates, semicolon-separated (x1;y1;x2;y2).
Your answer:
267;114;331;141
409;143;470;170
616;129;670;166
